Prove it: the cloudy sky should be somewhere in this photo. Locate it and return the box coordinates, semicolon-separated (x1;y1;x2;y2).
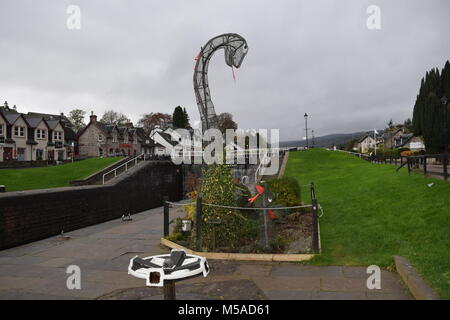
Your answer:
0;0;449;141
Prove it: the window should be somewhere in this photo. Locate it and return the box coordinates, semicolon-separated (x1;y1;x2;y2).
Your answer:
98;134;104;142
0;124;4;136
14;126;25;137
99;148;104;157
36;129;46;139
54;131;62;141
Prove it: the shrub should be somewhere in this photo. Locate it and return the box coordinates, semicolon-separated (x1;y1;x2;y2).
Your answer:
266;176;301;208
197;165;244;251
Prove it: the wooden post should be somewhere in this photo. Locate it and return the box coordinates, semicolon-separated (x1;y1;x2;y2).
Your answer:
163;280;176;300
444;154;448;181
195;197;202;251
311;199;319;253
423;156;427;176
163;196;169;237
407;157;411;175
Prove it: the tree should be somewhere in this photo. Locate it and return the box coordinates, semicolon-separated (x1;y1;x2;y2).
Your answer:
100;110;130;125
172;106;190;129
403;118;413;132
217;112;238;134
412;61;450;153
68;109;86;131
137;112;172;134
183;107;190;128
172;106;185;128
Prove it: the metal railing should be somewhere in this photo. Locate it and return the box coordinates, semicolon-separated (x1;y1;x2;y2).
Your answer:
102;153;147;184
254;150;271;183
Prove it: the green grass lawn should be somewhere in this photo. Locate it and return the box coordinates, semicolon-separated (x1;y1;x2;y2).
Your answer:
285;148;450;299
0;157;122;192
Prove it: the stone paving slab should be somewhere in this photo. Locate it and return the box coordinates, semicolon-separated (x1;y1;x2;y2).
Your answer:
0;204;412;300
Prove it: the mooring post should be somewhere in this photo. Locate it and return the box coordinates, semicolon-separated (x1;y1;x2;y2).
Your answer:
163;280;176;300
195;197;202;251
163;196;169;238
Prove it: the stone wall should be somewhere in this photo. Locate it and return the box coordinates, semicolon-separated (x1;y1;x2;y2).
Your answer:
0;160;57;169
0;161;182;250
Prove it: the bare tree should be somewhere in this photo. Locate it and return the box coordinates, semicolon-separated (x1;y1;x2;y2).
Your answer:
217;112;238;134
100;110;130;125
137;112;172;134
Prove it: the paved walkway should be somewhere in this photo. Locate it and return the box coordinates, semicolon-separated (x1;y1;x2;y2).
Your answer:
0;205;411;300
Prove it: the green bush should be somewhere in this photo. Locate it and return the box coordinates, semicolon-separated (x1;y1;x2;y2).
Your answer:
266;176;301;208
197;165;244;251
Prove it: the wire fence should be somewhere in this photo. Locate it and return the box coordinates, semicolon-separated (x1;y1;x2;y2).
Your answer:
163;182;321;253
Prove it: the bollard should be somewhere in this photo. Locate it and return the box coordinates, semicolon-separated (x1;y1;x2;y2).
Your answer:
195;197;202;251
163;196;169;237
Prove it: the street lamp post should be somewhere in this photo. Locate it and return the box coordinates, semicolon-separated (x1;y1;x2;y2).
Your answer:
304;113;308;149
312;129;315;148
441;96;448;181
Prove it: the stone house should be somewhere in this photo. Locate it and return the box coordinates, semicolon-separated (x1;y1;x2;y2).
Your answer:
383;127;405;149
77;113;155;158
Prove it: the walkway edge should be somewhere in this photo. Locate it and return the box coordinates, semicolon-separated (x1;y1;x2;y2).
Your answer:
278;152;289;178
394;255;440;300
161;238;315;262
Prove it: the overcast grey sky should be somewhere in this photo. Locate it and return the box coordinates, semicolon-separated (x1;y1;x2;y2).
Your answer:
0;0;449;141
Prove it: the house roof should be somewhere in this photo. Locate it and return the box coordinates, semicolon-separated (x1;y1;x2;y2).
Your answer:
46;119;62;130
26;112;72;126
64;126;77;141
394;133;414;147
2;112;22;125
23;115;48;129
158;131;179;146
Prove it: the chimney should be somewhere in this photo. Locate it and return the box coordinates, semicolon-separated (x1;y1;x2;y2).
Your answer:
4;101;9;110
90;111;97;123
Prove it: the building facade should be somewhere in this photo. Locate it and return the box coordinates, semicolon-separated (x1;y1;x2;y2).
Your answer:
77;113;155;158
0;102;71;162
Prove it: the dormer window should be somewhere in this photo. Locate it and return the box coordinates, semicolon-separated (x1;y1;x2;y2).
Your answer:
14;126;25;137
36;129;46;139
54;131;63;141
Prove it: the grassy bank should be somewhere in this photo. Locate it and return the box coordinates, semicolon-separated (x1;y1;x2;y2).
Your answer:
0;157;122;192
285;148;450;299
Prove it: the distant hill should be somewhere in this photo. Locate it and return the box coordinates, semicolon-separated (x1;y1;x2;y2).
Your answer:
280;130;383;149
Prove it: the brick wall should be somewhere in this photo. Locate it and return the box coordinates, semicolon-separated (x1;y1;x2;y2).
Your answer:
0;161;182;250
